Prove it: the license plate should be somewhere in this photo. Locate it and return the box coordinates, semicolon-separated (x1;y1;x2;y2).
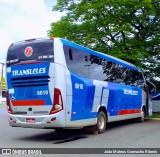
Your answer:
26;118;35;123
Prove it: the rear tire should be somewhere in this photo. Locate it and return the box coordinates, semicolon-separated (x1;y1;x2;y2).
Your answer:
96;111;107;134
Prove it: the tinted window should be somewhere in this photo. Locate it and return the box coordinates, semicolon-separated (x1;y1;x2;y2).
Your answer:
103;62;127;84
124;69;145;87
88;54;128;83
2;91;6;98
88;55;107;81
132;71;145;87
64;45;89;77
7;39;54;66
64;45;145;88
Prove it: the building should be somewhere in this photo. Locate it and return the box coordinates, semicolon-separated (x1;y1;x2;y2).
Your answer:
0;76;6;104
152;92;160;112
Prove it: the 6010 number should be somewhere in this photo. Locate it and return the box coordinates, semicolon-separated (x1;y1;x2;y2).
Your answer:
37;90;48;95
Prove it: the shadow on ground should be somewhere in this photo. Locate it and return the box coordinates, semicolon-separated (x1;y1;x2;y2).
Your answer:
16;129;88;144
14;119;148;144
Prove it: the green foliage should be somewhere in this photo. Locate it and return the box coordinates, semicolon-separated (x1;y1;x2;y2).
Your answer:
148;112;160;118
49;0;160;80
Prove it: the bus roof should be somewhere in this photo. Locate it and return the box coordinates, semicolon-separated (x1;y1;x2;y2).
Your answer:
9;37;139;71
60;38;139;71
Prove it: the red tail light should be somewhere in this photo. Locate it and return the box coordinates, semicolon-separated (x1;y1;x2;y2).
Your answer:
6;91;13;114
49;88;63;114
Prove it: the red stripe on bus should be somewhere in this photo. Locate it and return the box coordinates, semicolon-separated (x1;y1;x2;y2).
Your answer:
118;109;141;115
12;100;45;106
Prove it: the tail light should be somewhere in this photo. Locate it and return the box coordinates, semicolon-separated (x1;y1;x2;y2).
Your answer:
49;88;63;114
6;90;13;114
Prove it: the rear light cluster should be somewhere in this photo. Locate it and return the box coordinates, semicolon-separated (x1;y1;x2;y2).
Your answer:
9;117;16;123
49;88;63;114
6;88;63;115
6;91;13;114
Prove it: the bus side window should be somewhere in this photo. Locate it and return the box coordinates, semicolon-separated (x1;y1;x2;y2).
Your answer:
124;69;133;86
88;55;106;81
136;72;145;89
104;62;127;84
64;45;89;78
126;70;145;89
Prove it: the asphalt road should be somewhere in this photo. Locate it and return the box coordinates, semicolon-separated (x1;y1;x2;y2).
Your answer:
0;105;160;156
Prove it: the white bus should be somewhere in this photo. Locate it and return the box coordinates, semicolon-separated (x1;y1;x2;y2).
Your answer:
6;37;151;134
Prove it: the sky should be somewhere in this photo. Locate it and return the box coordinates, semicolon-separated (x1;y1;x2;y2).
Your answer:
0;0;65;64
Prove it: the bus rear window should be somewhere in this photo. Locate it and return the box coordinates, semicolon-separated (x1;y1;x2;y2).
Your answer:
7;39;54;67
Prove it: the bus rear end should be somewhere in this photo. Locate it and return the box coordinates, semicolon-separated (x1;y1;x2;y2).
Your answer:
6;38;65;128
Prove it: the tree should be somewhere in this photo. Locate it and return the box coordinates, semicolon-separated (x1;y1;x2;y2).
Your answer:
48;0;160;80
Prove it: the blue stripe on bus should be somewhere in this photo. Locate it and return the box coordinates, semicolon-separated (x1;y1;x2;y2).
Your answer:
70;72;97;120
60;38;138;71
70;71;142;120
105;83;142;116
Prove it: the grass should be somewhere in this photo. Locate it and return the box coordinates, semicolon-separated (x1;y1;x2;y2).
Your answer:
147;112;160;118
0;103;6;106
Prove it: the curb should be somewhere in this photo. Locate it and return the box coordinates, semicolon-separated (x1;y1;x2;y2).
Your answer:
145;118;160;121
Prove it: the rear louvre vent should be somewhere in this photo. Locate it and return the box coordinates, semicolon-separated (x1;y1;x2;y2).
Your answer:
11;76;50;87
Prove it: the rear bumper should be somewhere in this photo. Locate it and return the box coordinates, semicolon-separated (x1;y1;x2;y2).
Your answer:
7;111;65;128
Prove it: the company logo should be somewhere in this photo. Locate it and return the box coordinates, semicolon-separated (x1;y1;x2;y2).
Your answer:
12;68;46;76
24;47;33;57
123;89;138;96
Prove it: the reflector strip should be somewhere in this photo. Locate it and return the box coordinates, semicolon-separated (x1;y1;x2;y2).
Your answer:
12;100;45;106
118;109;141;115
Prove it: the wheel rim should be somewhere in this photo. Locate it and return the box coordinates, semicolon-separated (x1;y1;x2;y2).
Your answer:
99;115;105;130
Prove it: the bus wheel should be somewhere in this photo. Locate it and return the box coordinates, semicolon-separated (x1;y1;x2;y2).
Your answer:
138;107;145;122
96;111;107;134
